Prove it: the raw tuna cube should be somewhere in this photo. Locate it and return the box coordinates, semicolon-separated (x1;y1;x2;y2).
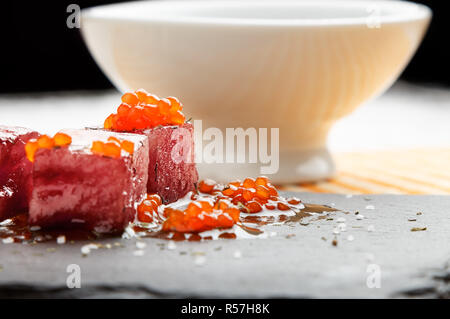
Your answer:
28;129;149;233
138;123;198;204
0;125;39;221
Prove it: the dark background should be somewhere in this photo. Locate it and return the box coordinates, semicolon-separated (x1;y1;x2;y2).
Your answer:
1;0;448;93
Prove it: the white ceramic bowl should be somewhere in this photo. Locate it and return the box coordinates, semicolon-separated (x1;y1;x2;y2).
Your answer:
81;0;431;183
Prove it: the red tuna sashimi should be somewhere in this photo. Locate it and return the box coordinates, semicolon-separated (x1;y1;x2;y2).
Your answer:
0;125;39;221
28;129;148;233
138;123;198;204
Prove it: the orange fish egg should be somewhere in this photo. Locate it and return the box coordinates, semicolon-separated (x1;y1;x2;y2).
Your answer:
90;137;134;158
137;194;162;223
104;89;186;131
25;133;73;162
162;199;240;233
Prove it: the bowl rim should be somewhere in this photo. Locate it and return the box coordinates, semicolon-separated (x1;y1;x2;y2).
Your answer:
81;0;432;27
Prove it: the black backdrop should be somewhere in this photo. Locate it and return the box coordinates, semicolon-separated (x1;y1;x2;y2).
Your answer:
1;0;448;93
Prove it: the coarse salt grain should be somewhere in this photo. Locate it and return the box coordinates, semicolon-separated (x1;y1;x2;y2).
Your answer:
167;241;177;250
337;223;347;232
2;237;14;244
122;225;136;239
133;250;145;256
368;225;375;232
56;235;66;244
30;226;41;231
194;255;206;266
365;205;375;210
0;219;12;226
233;250;242;259
136;241;147;249
81;243;98;255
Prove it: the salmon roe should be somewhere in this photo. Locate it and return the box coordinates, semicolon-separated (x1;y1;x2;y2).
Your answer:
162;199;240;233
197;176;301;214
90;136;134;158
137;194;163;223
104;89;186;131
138;194;240;233
137;177;303;233
25;133;72;162
197;179;219;194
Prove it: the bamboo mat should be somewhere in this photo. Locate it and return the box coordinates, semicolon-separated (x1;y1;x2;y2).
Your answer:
280;148;450;195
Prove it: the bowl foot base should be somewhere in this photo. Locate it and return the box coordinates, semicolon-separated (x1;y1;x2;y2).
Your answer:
197;148;335;184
